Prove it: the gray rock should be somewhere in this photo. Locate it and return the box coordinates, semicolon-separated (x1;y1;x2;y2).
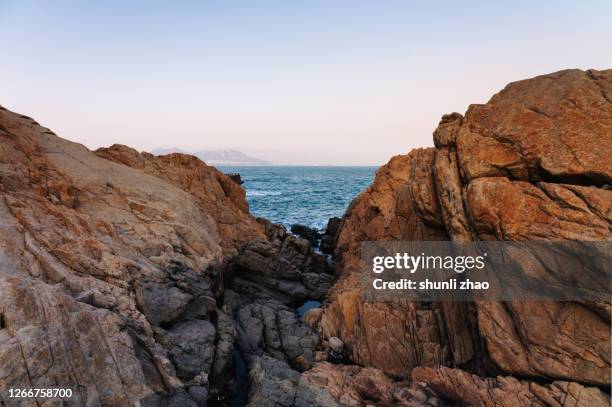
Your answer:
210;312;236;390
235;300;320;371
162;320;216;380
135;280;193;326
228;225;334;306
246;355;301;407
188;386;209;406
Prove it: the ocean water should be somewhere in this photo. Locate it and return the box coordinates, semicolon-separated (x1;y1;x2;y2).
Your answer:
218;166;377;230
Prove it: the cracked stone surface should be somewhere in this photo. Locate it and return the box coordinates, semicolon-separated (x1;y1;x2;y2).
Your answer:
0;104;265;405
319;69;611;400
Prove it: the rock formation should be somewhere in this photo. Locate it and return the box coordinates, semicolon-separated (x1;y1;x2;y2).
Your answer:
0;105;330;405
317;69;611;405
0;68;610;406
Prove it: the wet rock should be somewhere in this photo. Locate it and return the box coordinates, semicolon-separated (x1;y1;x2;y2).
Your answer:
290;224;322;246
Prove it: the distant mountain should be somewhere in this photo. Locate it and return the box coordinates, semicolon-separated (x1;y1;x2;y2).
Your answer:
150;148;270;165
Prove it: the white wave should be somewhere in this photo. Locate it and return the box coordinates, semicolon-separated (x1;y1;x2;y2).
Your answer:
246;190;283;197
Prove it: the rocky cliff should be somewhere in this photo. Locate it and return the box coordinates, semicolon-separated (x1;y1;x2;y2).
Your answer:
312;69;611;405
0;105;339;406
0;104;271;405
0;68;610;407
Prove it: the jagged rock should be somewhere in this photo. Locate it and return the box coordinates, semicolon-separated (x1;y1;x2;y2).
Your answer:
209;311;236;391
2;68;611;406
320;150;451;377
159;320;216;381
134;280;193;326
96;144;263;256
325;217;342;239
291;224;322;246
296;362;439;407
227;225;334;306
235;299;320;372
320;69;612;388
0;104;264;404
245;354;301;407
319;236;334;255
141;389;200;407
320;217;342;254
243;359;431;407
187;386;209;406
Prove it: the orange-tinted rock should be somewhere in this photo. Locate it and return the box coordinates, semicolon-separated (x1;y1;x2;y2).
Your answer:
412;366;610;406
319;149;452;377
96;144;261;254
0;105;264;404
297;362;440;406
320;69;612;389
457;69;612;184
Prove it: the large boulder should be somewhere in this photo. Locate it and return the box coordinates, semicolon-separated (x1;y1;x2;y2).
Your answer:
320;69;612;393
0;104;264;404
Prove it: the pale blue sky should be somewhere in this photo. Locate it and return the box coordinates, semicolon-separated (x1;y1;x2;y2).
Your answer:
1;1;610;165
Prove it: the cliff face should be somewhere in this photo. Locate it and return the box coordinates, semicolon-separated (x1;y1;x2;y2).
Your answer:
0;106;270;404
0;103;339;406
316;69;611;404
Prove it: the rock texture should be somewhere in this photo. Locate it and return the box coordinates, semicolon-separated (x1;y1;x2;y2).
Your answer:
227;220;333;307
412;366;610;407
319;69;611;404
0;105;327;406
1;68;610;407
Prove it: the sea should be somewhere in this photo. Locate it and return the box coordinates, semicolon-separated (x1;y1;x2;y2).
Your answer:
218;166;377;231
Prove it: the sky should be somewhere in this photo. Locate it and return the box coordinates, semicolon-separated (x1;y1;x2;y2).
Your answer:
1;1;611;165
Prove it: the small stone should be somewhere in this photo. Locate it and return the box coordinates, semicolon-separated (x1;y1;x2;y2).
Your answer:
328;336;344;353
